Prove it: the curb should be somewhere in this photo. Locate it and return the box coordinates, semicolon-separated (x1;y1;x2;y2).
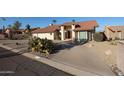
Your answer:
0;44;98;76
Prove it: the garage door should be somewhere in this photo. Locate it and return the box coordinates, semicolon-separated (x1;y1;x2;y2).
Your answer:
79;32;88;40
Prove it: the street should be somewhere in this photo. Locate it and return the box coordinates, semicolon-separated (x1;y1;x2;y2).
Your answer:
0;47;71;76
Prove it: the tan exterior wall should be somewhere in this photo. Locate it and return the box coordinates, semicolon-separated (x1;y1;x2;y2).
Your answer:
32;33;38;37
104;26;112;40
32;32;54;40
105;26;124;40
121;31;124;39
105;26;119;40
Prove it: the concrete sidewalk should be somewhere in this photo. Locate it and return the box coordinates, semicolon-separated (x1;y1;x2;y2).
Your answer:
0;44;98;76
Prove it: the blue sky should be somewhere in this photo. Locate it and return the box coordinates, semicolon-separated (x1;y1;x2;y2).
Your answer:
0;17;124;31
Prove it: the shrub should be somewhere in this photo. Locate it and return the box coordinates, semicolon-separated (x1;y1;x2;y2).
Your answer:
93;32;106;42
28;37;54;55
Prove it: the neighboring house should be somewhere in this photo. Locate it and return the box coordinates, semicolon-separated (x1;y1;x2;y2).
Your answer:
4;28;40;38
105;26;124;40
32;20;99;41
23;27;40;34
5;28;23;34
5;28;23;38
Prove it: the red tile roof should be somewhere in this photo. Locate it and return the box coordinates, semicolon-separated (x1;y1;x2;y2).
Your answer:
75;20;98;31
63;22;77;26
32;20;98;33
63;20;98;27
32;25;60;33
6;28;24;33
108;26;124;32
23;27;40;32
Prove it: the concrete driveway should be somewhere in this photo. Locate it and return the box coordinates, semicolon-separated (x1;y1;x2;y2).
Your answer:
51;42;116;75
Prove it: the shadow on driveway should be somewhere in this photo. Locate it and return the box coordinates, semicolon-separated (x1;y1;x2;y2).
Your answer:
54;40;88;53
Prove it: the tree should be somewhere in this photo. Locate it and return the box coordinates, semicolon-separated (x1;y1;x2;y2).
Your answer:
26;24;31;30
12;21;22;30
52;19;57;24
25;24;31;35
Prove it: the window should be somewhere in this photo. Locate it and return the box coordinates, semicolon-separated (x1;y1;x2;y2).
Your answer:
50;33;52;35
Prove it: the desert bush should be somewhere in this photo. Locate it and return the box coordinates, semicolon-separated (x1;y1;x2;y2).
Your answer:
93;32;106;42
28;37;54;55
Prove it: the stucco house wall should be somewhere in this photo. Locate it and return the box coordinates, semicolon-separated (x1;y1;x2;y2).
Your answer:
121;31;124;39
109;30;115;40
32;32;54;40
104;26;113;40
107;31;123;40
105;26;124;40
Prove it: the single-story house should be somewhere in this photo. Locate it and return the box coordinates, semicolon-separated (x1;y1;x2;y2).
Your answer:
32;20;99;41
23;27;40;34
4;28;24;38
4;28;41;38
105;26;124;40
5;28;23;34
